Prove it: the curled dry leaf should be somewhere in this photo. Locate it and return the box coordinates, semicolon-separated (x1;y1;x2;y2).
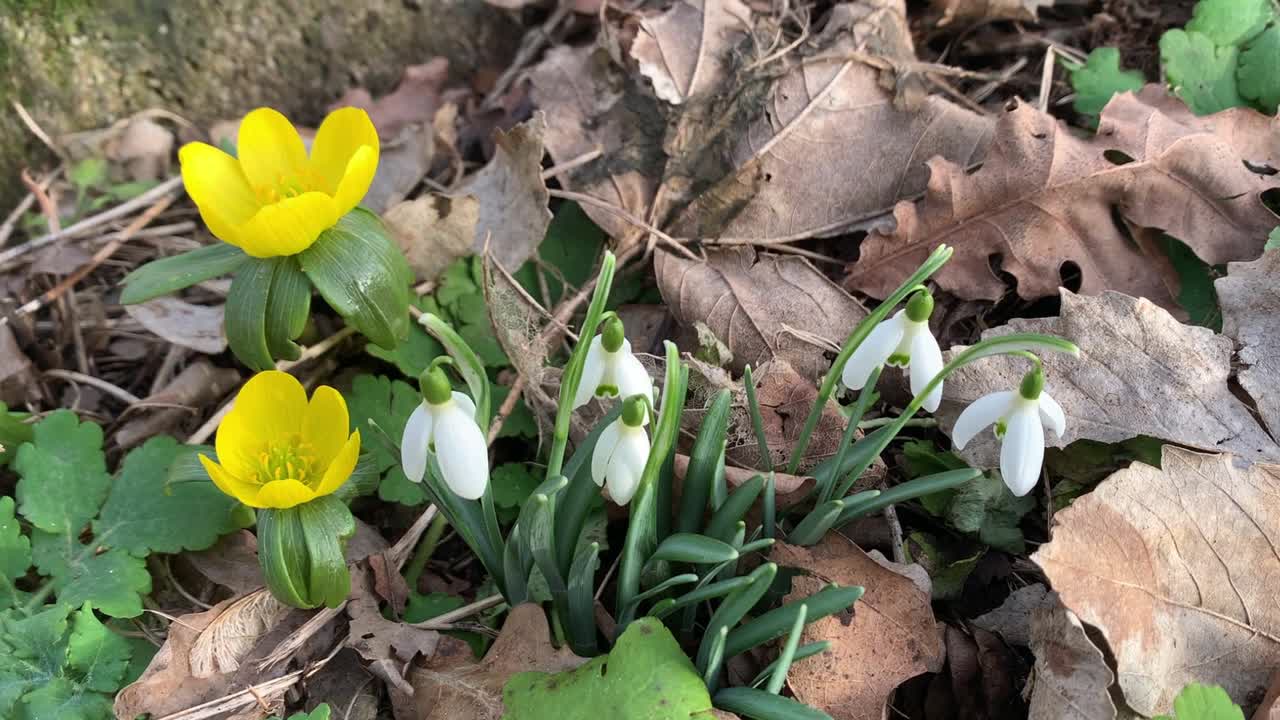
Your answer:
774;534;944;720
331;59;451;140
847;89;1280;309
124;297;227;354
383;195;479;282
106;116;174;181
943;625;1024;719
445;113;553;271
1027;593;1116;720
972;583;1049;647
939;290;1280;465
411;603;586;720
346;566;440;696
656;247;866;380
1216;251;1280;438
190;588;291;678
1032;446;1280;715
933;0;1055;25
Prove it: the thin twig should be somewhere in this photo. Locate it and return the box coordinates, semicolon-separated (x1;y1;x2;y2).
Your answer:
12;101;58;154
42;369;141;404
408;593;504;630
159;643;344;720
483;3;572;110
0;165;61;247
540;148;603;181
547;188;698;260
487;375;527;443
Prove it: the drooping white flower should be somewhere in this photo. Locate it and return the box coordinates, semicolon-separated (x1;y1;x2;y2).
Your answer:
951;368;1066;497
840;292;944;412
573;316;654;409
591;396;651;505
401;368;489;500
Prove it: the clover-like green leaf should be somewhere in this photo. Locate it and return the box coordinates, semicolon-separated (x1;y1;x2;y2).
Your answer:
1160;30;1245;115
14;411;109;537
66;604;132;693
0;497;30;610
1065;47;1146;122
503;617;718;720
1153;682;1244;720
269;704;332;720
1184;0;1272;47
344;374;428;506
1239;25;1280;113
30;532;151;618
93;437;251;556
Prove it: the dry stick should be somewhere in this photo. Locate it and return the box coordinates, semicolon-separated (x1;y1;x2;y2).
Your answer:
547;188;698;260
408;593;505;630
540;147;603;181
157;644;345;720
482;2;571;110
43;369;142;404
0;174;183;266
1037;45;1057;113
2;192;177;326
185;326;358;445
11;101;58;154
487;375;528;444
0;165;61;247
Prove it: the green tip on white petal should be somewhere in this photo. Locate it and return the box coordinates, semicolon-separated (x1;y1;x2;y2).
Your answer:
905;290;934;322
602;315;625;353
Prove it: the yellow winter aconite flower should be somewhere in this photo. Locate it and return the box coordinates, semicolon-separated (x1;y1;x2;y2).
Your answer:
200;371;360;509
180;106;379;258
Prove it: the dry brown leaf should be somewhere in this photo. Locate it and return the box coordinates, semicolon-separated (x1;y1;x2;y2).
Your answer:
933;0;1054;24
446;113;552;271
1032;446;1280;715
125;296;226;354
190;589;291;678
630;0;752;106
182;529;262;594
656;247;866;380
383;194;479;282
0;324;39;408
847;90;1280;308
939;290;1280;465
1027;593;1116;720
331;59;451;140
774;535;944;720
346;566;440;696
411;603;586;720
972;583;1049;647
115;359;241;449
1216;251;1280;438
106;116;174;181
943;625;1024;719
1254;672;1280;720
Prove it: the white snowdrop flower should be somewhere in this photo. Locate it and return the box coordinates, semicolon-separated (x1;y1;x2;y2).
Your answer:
401;366;489;500
952;366;1066;497
591;395;651;505
573;315;654;409
840;291;944;412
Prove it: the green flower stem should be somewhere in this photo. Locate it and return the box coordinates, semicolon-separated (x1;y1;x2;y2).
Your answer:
787;245;953;474
856;417;937;430
742;365;773;473
817;366;880;504
403;512;449;590
547;252;617;480
831;333;1079;499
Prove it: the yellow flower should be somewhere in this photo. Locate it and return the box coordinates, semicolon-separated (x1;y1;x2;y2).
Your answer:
180;107;379;258
200;371;361;509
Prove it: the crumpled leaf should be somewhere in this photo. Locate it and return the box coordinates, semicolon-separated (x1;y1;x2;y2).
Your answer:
939;290;1280;465
189;589;291;678
933;0;1054;24
656;247;866;380
331;59;450;140
1184;0;1272;47
1028;593;1116;720
1032;446;1280;715
1215;251;1280;438
530;0;993;247
503;617;717;719
383;195;478;282
972;583;1049;647
411;603;586;720
346;567;439;695
14;410;109;536
124;296;226;354
846;89;1279;308
774;535;943;720
445;113;552;271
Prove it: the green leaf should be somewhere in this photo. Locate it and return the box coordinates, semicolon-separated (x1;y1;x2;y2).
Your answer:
225;257;278;371
714;687;833;720
491;382;537;439
1239;25;1280;113
492;463;541;509
66;604;131;692
14;411;109;536
0;497;31;609
378;467;429;506
1153;682;1244;720
299;209;411;351
0;603;72;718
946;473;1035;554
903;532;983;600
436;259;479;309
30;530;151;618
94;436;252;556
119;243;249;304
1161;235;1222;331
503;617;718;720
1184;0;1272;46
68;157;108;190
0;402;33;467
265;256;312;362
1160;30;1245;115
1065;47;1146;122
1269;227;1280;251
366;295;445;378
269;704;332;720
513;202;606;306
343;374;423;503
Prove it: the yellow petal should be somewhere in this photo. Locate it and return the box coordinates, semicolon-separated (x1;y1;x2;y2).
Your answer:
233;191;339;257
221;371;308;454
255;479;318;509
313;430;360;498
199;454;261;506
302;385;350;470
237;108;309;193
179;142;260;247
310;107;379;205
333;145;378;215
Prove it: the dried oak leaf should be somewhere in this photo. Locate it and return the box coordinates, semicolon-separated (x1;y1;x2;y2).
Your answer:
655;247;866;380
933;0;1055;25
383;194;479;282
1216;251;1280;438
346;566;440;696
847;89;1280;308
331;59;450;140
411;603;585;720
939;290;1280;465
774;535;944;720
1032;446;1280;715
1027;593;1116;720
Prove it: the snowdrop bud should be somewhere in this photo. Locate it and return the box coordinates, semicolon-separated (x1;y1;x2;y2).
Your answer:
602;315;626;353
905;290;934;323
621;394;647;427
419;365;453;405
1019;364;1045;400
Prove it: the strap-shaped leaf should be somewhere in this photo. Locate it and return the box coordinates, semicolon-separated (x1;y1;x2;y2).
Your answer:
299;209;411;351
714;687;833;720
296;495;356;609
225;258;277;371
265;256;312;362
120;243;249;304
678;389;731;533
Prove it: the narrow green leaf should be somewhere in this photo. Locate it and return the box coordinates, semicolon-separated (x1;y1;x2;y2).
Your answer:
697;563;777;672
650;575;755;619
651;534;739;565
703;626;728;688
265;256;312;361
566;541;601;656
296;496;356;608
836;468;981;525
120;243;248;304
742;365;773;472
419;313;492;428
724;584;863;658
787;500;844;546
766;604;808;694
751;642;830;688
225;258;277;371
715;687;834;720
555;404;622;574
678;389;732;533
705;474;764;543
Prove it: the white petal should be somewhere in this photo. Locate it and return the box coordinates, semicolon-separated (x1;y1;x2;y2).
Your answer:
606;460;641;506
1038;391;1066;438
1000;404;1045;497
451;391;477;420
840;314;905;390
613;351;654;404
400;402;433;483
591;420;621;488
433;404;490;500
606;427;649;505
908;329;945;413
573;336;608;408
951;391;1015;449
